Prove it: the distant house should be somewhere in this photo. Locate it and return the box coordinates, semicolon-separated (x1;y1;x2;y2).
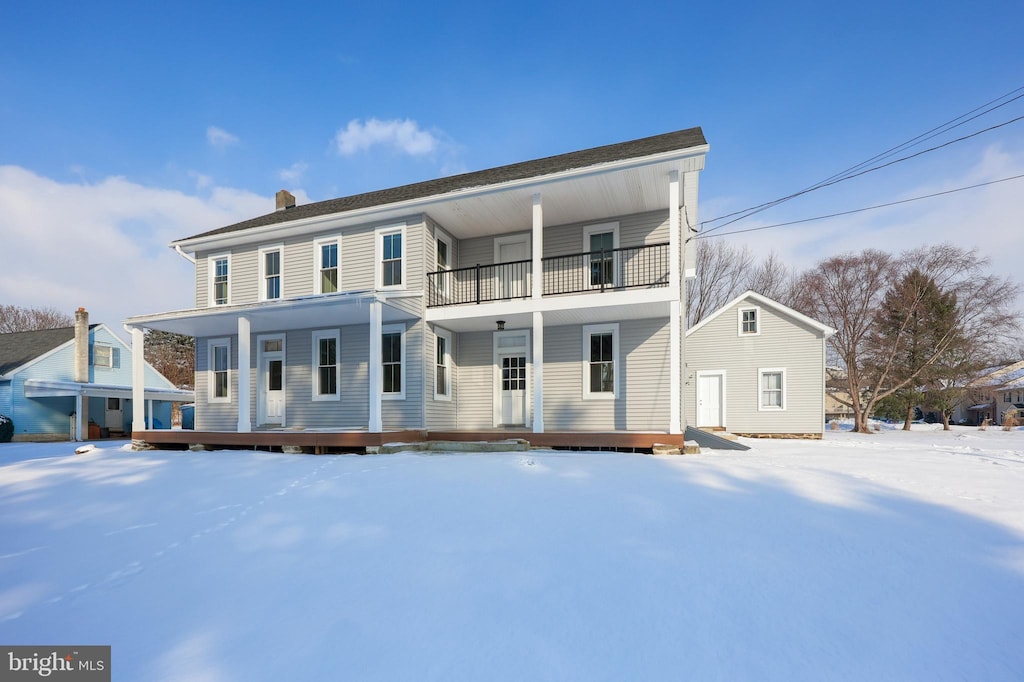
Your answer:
685;291;836;438
954;361;1024;425
0;309;193;441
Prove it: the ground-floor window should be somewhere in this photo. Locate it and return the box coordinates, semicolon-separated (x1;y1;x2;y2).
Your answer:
758;368;786;410
208;338;231;402
312;330;340;400
582;323;618;399
382;324;405;399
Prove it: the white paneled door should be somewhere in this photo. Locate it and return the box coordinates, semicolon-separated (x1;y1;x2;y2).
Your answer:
697;372;724;428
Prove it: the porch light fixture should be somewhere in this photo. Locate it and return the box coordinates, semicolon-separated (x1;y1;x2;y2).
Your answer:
496;320;505;330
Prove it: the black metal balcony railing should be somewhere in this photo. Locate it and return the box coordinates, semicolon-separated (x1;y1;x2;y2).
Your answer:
427;242;669;307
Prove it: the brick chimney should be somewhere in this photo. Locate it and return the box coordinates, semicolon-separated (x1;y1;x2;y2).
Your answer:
276;190;296;211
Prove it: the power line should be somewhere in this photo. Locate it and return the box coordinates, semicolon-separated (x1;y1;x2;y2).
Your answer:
693;173;1024;240
699;85;1024;233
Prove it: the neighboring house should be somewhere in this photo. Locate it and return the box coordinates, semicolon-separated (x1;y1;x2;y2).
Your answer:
0;309;194;441
824;367;856;422
955;361;1024;425
685;291;835;438
125;128;709;450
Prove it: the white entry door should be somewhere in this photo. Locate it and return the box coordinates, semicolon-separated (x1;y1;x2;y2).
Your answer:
258;337;285;426
495;236;530;299
500;354;527;426
105;397;123;430
697;372;724;428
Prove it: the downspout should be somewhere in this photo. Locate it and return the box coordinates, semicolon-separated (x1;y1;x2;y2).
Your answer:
174;244;196;264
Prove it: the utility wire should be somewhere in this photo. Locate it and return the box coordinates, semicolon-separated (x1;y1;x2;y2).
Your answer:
693;173;1024;240
699;85;1024;232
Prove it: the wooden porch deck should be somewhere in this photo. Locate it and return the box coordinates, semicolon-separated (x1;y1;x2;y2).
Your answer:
132;429;685;452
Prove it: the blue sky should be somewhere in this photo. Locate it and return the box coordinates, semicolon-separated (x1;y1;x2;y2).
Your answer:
2;0;1022;328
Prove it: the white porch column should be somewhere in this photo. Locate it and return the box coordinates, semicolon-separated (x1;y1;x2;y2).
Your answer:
532;193;543;300
131;326;146;435
237;316;251;433
669;171;684;435
670;301;682;434
74;393;83;441
368;300;383;433
532;311;544;433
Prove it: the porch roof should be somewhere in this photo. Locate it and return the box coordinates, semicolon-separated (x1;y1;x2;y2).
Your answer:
24;379;193;403
125;291;420;337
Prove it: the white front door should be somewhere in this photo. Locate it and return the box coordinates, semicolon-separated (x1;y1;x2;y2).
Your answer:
495;236;530;299
105;397;123;430
258;337;285;426
500;354;527;426
697;372;724;428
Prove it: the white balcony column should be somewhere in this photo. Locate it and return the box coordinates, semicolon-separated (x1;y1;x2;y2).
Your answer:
670;300;682;434
131;326;146;435
532;311;544;433
532;193;543;300
669;170;681;293
237;316;252;433
368;300;383;433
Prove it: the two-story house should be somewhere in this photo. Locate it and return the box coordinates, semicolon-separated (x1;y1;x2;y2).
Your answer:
125;128;708;450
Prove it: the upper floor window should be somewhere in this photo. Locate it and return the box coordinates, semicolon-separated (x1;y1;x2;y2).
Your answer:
210;254;230;306
1005;393;1012;403
93;344;120;369
739;306;760;335
382;323;406;399
377;225;406;289
583;222;619;288
759;368;786;410
260;246;282;301
315;237;340;294
582;323;618;400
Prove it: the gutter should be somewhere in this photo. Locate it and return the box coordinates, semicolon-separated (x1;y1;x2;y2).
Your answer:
174;244;196;264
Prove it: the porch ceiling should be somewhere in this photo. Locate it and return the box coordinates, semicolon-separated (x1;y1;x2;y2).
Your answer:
126;293;419;337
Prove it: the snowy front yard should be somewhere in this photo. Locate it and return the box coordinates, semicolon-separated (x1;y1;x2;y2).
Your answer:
1;427;1023;681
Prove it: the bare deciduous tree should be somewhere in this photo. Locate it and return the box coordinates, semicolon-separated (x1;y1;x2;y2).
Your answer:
747;251;797;305
0;305;73;333
687;240;753;327
144;330;195;389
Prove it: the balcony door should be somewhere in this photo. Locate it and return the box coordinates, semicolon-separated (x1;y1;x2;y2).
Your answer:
494;235;530;300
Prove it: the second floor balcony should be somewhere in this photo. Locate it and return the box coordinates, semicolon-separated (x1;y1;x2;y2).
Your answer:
427;242;669;308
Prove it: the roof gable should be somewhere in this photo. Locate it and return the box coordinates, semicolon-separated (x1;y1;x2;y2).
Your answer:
0;326;79;376
177;126;707;243
686;291;836;338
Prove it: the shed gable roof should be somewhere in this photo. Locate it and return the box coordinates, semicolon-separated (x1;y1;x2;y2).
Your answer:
177;126;707;243
686;291;836;338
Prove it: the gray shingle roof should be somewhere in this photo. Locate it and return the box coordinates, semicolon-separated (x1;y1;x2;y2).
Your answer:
178;126;707;243
0;326;88;375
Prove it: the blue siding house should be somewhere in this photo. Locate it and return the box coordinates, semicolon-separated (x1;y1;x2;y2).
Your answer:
0;309;193;441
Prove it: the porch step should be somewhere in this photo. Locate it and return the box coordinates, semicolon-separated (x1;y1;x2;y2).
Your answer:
372;439;531;455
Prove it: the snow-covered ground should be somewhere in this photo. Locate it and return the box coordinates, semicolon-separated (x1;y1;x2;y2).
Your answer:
1;425;1022;681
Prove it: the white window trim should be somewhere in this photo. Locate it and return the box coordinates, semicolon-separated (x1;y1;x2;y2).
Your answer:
258;244;284;302
313;235;342;295
738;306;761;336
434;327;453;401
208;337;231;403
381;323;406;400
582;322;619;400
375;224;407;291
582;222;620;289
208;253;231;307
93;343;115;369
311;329;341;401
758;367;787;411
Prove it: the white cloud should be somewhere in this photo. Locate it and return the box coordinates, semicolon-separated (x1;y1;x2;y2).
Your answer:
206;126;239;149
334;118;439;156
0;166;269;328
278;162;308;183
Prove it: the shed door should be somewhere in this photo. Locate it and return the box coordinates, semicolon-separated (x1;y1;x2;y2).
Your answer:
697;373;724;428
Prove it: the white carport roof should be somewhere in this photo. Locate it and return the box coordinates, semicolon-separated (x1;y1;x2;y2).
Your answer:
23;379;193;403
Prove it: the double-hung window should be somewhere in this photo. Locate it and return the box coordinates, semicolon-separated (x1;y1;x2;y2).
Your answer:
434;328;452;400
312;330;340;400
315;237;340;294
210;254;230;306
382;324;405;399
260;246;283;301
739;307;759;335
209;338;231;402
582;323;618;399
759;368;786;410
92;344;120;369
377;225;405;289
